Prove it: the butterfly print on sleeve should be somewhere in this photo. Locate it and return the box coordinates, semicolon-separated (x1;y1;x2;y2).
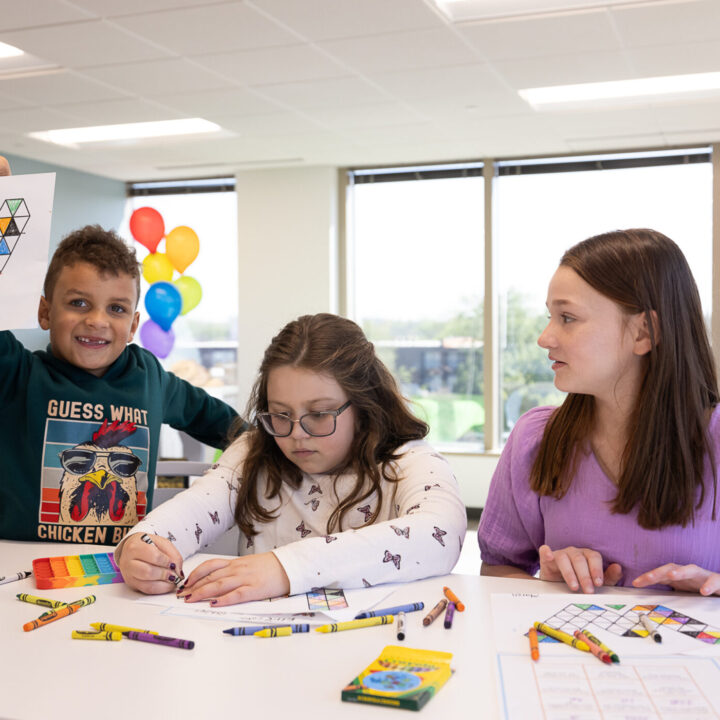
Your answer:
246;535;254;549
296;521;311;538
390;525;410;539
383;550;401;570
325;535;337;543
424;483;441;491
167;531;176;542
406;504;421;515
432;526;447;547
308;484;323;495
208;510;220;525
194;523;203;544
357;504;373;523
362;578;372;588
305;498;320;512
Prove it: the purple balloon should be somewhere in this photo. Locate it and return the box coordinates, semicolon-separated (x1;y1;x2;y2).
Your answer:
139;319;175;359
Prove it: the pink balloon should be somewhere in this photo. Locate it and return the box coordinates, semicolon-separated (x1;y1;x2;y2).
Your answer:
139;319;175;359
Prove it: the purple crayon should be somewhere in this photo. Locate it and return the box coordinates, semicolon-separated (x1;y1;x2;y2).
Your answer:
444;601;456;629
126;631;195;650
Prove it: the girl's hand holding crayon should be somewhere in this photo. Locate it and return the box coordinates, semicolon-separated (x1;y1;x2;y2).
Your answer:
538;544;622;594
177;552;290;606
632;563;720;596
116;533;185;594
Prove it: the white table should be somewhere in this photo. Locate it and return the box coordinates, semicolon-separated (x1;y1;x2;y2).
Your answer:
0;541;634;720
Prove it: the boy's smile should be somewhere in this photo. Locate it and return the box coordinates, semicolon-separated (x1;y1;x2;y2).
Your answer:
38;261;139;377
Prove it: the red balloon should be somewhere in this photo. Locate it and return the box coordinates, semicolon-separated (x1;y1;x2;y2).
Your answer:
129;207;165;253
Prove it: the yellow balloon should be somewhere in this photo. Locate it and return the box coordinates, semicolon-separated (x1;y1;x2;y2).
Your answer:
142;252;174;284
166;226;199;274
174;275;202;315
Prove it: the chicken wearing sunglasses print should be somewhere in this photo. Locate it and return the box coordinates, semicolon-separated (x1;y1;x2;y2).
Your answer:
58;419;142;526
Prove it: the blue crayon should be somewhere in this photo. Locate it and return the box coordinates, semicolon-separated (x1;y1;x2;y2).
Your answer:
223;624;310;636
354;602;424;620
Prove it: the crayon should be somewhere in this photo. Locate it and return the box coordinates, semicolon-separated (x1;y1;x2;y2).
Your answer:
23;596;96;632
254;627;292;638
640;613;662;643
534;621;590;652
315;615;394;633
91;623;159;635
354;602;424;619
574;630;612;664
528;627;540;661
72;630;122;641
223;624;310;635
17;594;67;609
422;598;448;626
444;601;456;629
125;631;195;650
443;586;465;612
396;611;406;641
0;570;31;586
582;629;620;663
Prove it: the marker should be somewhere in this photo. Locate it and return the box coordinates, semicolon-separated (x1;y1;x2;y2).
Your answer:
582;629;620;663
534;622;590;652
575;630;612;664
223;624;310;635
17;594;67;609
254;627;292;638
91;623;159;635
444;601;455;629
315;615;394;633
443;586;465;612
422;598;448;627
23;596;96;632
640;613;662;643
354;602;424;619
397;612;406;641
0;570;31;586
528;627;540;661
125;631;195;650
72;630;122;641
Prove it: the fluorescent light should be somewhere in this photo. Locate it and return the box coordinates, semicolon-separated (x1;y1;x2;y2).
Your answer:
520;71;720;109
0;41;23;59
28;118;221;147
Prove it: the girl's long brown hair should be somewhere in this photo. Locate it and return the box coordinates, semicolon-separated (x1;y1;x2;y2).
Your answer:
230;313;428;537
530;229;718;529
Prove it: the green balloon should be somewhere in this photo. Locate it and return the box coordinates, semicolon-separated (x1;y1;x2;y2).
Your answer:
174;275;202;315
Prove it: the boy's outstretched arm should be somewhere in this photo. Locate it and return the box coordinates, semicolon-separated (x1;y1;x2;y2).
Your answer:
0;156;10;176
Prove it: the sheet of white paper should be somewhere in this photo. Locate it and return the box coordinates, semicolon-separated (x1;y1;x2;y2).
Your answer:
0;173;55;330
491;592;720;658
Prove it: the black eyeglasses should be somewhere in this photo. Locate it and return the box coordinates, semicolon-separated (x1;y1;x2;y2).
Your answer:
59;448;142;478
256;400;352;437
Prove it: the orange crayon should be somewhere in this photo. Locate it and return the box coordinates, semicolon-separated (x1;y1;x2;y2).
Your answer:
23;595;95;632
574;630;612;665
443;586;465;612
528;627;540;661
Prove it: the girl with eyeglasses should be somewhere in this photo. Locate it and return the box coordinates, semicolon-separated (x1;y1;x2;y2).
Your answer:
116;313;467;605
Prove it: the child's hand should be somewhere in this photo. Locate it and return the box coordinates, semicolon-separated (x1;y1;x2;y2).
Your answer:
632;564;720;596
539;544;623;593
0;156;10;176
177;552;290;607
116;533;184;594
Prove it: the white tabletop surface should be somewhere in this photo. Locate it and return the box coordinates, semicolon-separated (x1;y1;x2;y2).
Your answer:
0;540;642;720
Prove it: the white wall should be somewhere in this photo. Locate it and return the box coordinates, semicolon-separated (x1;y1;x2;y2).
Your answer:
235;165;498;509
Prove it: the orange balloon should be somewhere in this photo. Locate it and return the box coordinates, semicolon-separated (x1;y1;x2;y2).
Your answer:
129;207;165;253
166;226;199;274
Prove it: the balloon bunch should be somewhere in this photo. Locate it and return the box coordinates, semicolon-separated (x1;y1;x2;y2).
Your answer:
129;206;203;358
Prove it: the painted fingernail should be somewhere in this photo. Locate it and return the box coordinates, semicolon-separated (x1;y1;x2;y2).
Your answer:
183;594;192;601
170;563;177;571
169;574;177;583
210;599;218;605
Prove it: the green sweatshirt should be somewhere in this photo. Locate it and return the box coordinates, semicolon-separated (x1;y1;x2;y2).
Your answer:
0;331;238;545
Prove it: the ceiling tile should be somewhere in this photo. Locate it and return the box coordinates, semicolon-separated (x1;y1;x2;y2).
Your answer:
0;71;129;105
0;106;86;132
254;76;390;109
303;102;427;130
153;88;283;116
208;111;324;136
626;40;720;77
0;0;93;29
112;3;298;55
62;0;224;17
52;98;184;125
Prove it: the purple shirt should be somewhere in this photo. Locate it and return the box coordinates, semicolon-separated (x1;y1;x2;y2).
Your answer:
478;406;720;587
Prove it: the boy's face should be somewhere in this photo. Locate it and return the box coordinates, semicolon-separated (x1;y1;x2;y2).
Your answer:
38;261;140;377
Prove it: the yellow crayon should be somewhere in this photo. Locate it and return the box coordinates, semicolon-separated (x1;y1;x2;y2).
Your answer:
24;597;95;632
17;594;67;609
72;630;122;641
254;627;292;638
534;621;590;652
316;615;394;633
91;622;159;635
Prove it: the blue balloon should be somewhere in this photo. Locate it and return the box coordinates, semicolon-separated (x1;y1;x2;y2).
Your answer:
145;281;182;331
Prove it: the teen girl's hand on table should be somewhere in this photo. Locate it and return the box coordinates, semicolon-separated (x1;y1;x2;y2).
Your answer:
0;156;10;176
633;564;720;596
539;544;623;593
115;533;185;594
177;552;290;606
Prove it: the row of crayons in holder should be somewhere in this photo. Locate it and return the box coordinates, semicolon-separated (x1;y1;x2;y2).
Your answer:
18;594;194;649
529;613;662;664
222;586;467;639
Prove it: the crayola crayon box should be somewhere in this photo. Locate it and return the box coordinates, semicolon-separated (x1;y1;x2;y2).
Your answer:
341;645;453;711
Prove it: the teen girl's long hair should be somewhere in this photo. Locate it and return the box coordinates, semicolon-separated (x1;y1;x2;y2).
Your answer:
530;229;718;528
230;313;428;537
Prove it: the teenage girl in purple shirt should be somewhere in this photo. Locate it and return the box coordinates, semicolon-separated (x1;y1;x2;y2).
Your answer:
478;228;720;595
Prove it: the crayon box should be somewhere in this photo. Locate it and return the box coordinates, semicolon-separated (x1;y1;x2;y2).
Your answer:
341;645;453;711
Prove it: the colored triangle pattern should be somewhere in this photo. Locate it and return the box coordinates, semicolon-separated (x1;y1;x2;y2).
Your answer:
0;196;29;274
